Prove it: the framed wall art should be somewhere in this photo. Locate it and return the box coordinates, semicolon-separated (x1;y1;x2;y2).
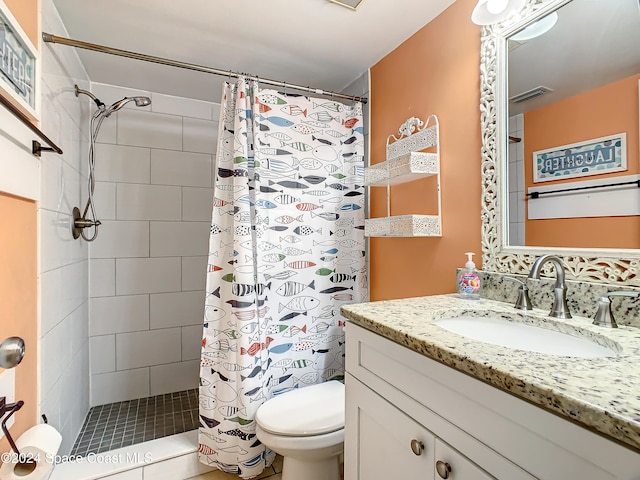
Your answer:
0;0;39;121
532;133;627;183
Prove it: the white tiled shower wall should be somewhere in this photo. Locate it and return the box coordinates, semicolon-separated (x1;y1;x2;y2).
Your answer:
87;83;219;406
508;113;525;245
38;0;92;455
39;0;92;454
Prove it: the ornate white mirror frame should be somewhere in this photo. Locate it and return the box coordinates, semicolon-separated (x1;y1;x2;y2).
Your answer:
480;0;640;286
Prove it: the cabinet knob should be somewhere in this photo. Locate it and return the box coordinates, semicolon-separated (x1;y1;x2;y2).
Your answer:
435;460;452;479
410;439;424;456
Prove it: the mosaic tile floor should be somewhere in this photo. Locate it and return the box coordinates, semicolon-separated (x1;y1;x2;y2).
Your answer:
70;389;199;457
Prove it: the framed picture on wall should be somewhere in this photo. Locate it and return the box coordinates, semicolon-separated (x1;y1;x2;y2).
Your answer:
0;0;39;121
532;133;627;183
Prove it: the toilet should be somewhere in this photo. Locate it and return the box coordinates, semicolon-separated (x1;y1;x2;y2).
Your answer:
255;380;345;480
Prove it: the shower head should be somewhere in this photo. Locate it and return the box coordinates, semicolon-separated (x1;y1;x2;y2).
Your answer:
133;97;152;107
74;84;151;117
104;96;152;116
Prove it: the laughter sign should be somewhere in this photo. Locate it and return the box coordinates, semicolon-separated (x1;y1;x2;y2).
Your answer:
533;133;627;183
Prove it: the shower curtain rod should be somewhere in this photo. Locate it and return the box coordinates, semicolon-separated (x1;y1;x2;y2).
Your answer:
42;33;368;104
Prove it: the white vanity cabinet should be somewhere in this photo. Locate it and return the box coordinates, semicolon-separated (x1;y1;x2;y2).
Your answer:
345;323;640;480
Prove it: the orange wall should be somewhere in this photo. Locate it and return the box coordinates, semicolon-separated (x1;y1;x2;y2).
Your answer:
524;74;640;248
369;0;482;300
4;0;39;49
0;193;38;455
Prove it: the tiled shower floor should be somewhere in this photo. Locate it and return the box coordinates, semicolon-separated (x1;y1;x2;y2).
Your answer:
70;389;199;457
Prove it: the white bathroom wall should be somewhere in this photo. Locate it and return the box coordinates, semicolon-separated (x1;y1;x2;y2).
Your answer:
39;0;92;455
88;83;218;406
341;70;370;162
342;70;371;302
508;114;525;245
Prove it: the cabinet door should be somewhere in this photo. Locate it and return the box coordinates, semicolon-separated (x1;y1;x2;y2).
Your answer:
346;375;435;479
434;439;495;480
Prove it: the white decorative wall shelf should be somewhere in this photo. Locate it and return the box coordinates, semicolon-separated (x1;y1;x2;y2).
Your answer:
364;114;442;237
364;151;439;186
365;214;441;237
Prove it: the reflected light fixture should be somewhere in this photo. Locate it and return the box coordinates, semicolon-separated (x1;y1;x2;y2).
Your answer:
472;0;525;25
511;11;558;41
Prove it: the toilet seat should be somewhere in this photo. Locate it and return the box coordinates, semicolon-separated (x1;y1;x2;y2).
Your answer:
256;381;345;437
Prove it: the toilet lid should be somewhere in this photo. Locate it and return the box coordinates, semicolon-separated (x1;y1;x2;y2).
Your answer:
256;381;345;436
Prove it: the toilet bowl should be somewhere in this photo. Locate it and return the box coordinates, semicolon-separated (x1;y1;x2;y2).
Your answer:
255;380;345;480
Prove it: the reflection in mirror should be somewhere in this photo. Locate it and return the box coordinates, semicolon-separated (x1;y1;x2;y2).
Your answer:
506;0;640;249
480;0;640;286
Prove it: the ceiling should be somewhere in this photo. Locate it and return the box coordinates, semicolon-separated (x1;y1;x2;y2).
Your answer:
49;0;457;102
508;0;640;115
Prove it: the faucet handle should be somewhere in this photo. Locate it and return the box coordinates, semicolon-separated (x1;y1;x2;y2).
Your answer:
593;291;639;328
504;276;532;311
606;291;639;299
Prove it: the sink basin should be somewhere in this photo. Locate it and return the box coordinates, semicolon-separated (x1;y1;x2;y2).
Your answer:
434;316;618;358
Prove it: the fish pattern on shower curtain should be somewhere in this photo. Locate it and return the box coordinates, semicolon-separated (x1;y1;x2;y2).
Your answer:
198;77;367;478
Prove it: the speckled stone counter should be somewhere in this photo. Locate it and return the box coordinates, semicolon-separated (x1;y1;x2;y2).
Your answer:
341;294;640;452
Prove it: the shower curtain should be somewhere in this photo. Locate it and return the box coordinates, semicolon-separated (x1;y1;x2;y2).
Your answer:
198;77;367;478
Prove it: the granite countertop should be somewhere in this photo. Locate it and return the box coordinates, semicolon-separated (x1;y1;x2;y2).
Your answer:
340;294;640;452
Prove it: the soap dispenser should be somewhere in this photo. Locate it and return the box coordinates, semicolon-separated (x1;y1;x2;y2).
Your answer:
457;252;481;299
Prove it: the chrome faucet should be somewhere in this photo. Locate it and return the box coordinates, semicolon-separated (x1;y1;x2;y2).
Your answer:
528;254;572;319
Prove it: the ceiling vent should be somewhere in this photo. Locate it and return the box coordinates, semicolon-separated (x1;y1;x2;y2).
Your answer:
510;86;553;104
328;0;365;10
507;39;524;51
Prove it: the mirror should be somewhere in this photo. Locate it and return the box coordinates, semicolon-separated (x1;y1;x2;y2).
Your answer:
480;0;640;286
506;0;640;249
